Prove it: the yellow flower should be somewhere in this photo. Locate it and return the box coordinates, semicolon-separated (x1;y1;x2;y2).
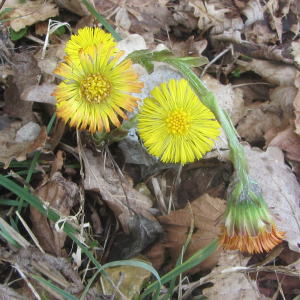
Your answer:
137;79;221;165
52;44;144;133
65;27;117;66
216;182;285;254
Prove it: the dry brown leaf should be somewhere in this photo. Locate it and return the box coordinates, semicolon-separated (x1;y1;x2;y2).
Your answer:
242;0;264;26
4;52;41;124
237;84;295;143
202;74;245;126
245;21;277;45
263;86;296;125
212;29;242;44
54;0;89;16
251;45;295;64
31;151;80;256
20;82;56;105
165;36;207;58
203;251;259;300
147;194;225;274
0;122;47;169
243;143;300;252
239;59;298;86
294;72;300;135
116;7;131;31
127;3;175;36
232;77;271;106
265;123;300;162
1;0;59;32
189;0;230;31
265;0;282;42
292;40;300;67
82;148;153;233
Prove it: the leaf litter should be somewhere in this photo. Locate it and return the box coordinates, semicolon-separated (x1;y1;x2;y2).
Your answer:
1;0;300;299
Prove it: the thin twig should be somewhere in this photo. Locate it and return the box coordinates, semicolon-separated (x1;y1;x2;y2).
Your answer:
110;272;124;300
200;47;231;79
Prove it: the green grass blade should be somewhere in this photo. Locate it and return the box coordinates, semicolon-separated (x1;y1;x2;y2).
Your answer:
0;199;27;207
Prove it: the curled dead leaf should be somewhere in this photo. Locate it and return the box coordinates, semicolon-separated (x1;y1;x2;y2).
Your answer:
0;122;47;169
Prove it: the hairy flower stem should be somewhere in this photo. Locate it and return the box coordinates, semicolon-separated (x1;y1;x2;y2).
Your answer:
126;49;257;202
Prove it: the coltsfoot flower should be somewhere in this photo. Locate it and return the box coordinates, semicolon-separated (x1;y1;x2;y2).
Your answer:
137;79;221;165
65;27;117;66
52;44;144;133
216;180;285;254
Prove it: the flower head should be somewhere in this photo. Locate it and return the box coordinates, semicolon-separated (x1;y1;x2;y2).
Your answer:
52;44;144;133
137;79;221;165
216;180;285;254
65;27;117;66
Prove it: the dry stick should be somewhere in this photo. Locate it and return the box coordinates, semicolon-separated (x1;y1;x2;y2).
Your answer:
168;163;182;214
14;263;41;300
151;177;168;215
0;0;6;10
110;272;125;300
200;47;231;78
15;211;45;253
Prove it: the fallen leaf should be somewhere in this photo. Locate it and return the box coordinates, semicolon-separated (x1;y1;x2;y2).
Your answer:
293;72;300;135
246;21;277;45
202;74;245;126
20;82;56;105
147;194;225;274
237;101;285;143
4;52;41;124
116;7;131;31
232;76;271;106
189;0;231;31
262;85;296;126
165;36;208;58
239;59;298;86
127;3;175;37
108;212;165;261
31;151;80;256
292;40;300;66
0;114;19;131
265;123;300;162
203;251;259;300
1;0;59;32
0;122;47;169
82;148;153;233
53;0;89;16
242;0;264;26
243;143;300;252
251;44;294;64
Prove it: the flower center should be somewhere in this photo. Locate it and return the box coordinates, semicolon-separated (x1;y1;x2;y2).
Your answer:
166;109;191;135
81;73;112;104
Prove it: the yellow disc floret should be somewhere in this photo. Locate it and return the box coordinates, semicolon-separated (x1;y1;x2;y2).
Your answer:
166;109;191;135
81;73;112;104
